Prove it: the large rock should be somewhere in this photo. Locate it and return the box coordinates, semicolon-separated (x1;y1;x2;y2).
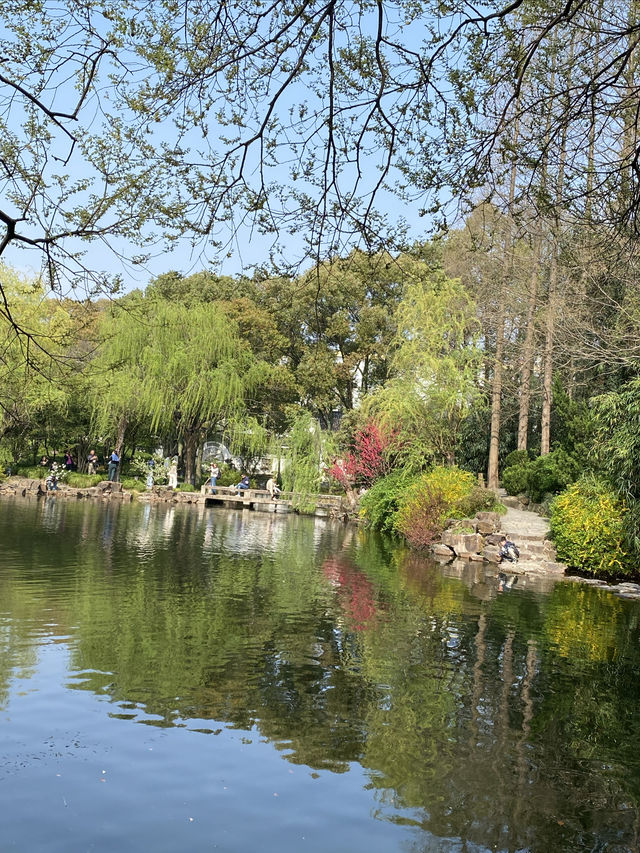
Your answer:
485;533;504;546
96;480;122;493
502;496;521;509
476;519;498;535
476;511;501;525
440;532;484;558
444;518;477;533
433;544;455;558
483;545;502;563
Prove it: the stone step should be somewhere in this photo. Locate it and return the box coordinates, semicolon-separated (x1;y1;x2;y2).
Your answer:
501;532;549;542
540;561;567;574
518;542;553;556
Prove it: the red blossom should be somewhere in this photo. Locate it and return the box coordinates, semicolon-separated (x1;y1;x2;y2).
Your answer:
327;420;395;489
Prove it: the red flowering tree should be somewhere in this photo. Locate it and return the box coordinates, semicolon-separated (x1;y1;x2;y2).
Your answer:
327;420;393;496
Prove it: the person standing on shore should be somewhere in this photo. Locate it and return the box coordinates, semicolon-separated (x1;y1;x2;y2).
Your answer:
209;461;220;494
87;449;98;475
108;449;120;482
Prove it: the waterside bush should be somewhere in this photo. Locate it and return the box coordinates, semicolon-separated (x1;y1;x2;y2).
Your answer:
120;477;147;492
394;467;477;549
65;472;105;488
550;477;632;577
359;471;418;535
361;466;503;547
457;485;506;517
501;463;529;497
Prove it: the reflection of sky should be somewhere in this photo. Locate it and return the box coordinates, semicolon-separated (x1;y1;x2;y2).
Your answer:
3;498;640;852
1;639;423;853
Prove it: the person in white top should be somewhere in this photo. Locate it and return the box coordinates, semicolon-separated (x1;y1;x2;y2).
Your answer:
209;462;220;494
266;477;281;500
168;459;178;489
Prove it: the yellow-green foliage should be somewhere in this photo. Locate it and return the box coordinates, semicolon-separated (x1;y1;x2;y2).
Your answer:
395;467;476;547
550;478;631;576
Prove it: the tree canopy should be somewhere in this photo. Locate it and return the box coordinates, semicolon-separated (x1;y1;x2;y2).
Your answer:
3;0;640;322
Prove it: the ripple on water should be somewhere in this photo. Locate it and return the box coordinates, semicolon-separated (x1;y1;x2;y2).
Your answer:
1;497;640;853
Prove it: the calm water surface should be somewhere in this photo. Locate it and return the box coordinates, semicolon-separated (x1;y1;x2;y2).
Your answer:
1;495;640;852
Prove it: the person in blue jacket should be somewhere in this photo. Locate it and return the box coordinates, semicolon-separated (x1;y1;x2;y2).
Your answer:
108;449;120;482
236;474;250;493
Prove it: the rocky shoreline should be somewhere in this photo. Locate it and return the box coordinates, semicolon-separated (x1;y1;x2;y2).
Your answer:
0;476;208;505
3;475;640;600
429;498;640;601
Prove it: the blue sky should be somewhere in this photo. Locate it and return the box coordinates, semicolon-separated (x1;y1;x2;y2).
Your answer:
0;2;445;295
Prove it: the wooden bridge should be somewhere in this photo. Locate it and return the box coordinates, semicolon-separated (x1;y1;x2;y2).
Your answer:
200;484;346;516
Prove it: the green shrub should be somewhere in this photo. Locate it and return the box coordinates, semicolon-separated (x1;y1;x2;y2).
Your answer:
503;449;532;469
456;485;504;517
13;465;47;480
502;463;530;496
550;477;631;576
65;472;104;488
502;449;580;502
526;449;580;503
395;466;476;548
120;477;147;492
176;483;196;492
359;471;418;535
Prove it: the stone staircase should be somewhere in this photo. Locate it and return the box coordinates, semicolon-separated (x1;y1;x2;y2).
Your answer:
498;493;567;575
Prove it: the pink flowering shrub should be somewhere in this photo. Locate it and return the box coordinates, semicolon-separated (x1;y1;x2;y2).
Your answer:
327;420;393;491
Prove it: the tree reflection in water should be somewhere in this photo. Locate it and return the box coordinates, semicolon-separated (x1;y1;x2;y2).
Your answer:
0;497;639;850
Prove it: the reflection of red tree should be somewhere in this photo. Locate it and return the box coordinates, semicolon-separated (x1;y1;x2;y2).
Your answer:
322;556;378;630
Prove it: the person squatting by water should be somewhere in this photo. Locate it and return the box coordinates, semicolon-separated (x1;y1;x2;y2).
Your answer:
46;462;60;491
499;536;520;563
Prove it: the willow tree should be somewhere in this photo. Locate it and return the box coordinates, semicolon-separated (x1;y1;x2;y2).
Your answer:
366;263;481;469
0;265;80;462
94;295;261;484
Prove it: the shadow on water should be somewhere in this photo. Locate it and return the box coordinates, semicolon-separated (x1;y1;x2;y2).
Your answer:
1;495;640;851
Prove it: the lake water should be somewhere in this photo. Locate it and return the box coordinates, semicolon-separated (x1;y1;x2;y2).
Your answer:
1;495;639;852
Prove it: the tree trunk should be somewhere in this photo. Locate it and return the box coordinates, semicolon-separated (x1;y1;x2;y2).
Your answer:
183;428;199;485
487;110;520;489
115;415;127;455
540;35;571;455
487;302;506;489
517;241;540;451
540;247;557;455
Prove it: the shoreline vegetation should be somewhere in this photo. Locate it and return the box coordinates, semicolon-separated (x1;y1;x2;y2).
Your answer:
2;251;639;588
2;3;640;628
4;458;640;592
